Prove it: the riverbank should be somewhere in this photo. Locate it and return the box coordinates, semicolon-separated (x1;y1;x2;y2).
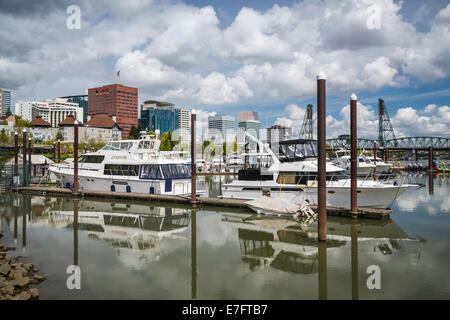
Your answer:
0;232;46;300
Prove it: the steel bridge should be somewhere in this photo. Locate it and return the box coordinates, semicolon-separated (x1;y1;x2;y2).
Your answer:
326;136;450;150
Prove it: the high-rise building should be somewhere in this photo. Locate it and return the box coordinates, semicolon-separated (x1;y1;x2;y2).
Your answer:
139;100;179;134
0;89;11;116
266;124;292;144
178;108;191;145
208;114;236;143
238;111;258;122
88;84;138;137
238;119;261;144
15;98;83;127
61;95;88;123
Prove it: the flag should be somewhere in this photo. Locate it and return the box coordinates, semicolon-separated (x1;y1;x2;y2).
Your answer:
116;70;120;77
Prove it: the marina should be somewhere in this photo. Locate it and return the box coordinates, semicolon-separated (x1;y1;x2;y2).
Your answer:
0;172;448;299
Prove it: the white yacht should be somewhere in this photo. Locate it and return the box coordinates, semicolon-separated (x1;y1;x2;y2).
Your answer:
360;151;391;173
227;153;243;167
221;134;413;209
331;149;376;176
49;134;196;195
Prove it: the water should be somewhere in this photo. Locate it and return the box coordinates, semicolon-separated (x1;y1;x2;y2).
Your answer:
0;173;449;299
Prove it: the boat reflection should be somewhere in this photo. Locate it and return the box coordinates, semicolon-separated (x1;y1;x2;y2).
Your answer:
222;213;412;274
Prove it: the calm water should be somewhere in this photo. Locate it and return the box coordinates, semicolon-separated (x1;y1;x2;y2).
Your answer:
0;173;449;299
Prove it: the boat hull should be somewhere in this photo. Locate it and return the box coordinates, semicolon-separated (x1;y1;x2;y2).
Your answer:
221;182;408;209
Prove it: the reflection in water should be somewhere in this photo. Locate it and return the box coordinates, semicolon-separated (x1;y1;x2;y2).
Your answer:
351;221;358;300
318;241;327;300
73;199;78;266
191;210;197;299
40;199;191;270
223;212;413;299
429;173;434;195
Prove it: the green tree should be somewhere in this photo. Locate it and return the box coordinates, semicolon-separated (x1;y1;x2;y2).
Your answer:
5;107;12;117
14;115;32;128
202;140;211;153
159;132;180;151
129;123;144;139
56;131;63;141
222;142;228;156
0;129;8;144
233;141;238;153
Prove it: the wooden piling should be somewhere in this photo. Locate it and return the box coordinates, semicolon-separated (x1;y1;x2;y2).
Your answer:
191;209;197;299
52;142;56;163
58;140;61;163
22;129;27;186
191;114;198;204
73;120;79;194
428;146;433;171
373;141;377;180
14;132;18;179
317;72;327;241
28;138;32;182
350;94;358;218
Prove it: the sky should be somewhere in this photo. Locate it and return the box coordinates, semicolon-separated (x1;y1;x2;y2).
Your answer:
0;0;449;139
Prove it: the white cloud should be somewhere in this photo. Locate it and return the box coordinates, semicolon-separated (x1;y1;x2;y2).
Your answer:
1;0;450;108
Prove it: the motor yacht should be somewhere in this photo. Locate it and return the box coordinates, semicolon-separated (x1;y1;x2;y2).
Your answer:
49;134;199;195
221;133;413;209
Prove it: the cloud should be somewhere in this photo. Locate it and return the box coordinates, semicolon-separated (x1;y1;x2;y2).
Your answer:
1;0;450;109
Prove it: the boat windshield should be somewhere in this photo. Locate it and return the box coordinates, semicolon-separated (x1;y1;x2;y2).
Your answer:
276;140;318;162
78;155;105;164
102;141;134;151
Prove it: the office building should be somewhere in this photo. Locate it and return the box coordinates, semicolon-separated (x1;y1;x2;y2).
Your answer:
208;114;236;143
177;108;191;145
266;124;292;143
238;111;258;122
88;84;138;137
0;89;11;116
139;100;179;134
61;95;88;123
237;119;261;144
15;99;83;127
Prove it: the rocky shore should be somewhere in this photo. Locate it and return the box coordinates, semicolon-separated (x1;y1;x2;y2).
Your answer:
0;231;46;300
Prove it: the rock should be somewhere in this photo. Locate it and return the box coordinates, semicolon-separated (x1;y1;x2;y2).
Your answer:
0;232;3;238
23;263;33;272
33;268;39;273
5;246;16;251
0;284;14;296
28;288;39;299
33;274;46;282
0;252;6;258
10;275;30;288
0;277;9;288
0;244;4;249
11;291;31;300
0;264;11;276
11;262;23;268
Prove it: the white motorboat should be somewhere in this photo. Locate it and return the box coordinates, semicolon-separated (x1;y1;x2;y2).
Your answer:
49;134;201;195
227;153;243;167
221;133;414;209
360;151;391;173
331;149;375;176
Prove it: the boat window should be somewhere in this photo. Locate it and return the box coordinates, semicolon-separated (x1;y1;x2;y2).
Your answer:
102;143;121;151
160;164;191;179
140;165;163;180
104;164;139;176
79;155;105;163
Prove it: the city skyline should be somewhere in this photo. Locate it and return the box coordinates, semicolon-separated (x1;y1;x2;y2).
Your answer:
0;0;449;140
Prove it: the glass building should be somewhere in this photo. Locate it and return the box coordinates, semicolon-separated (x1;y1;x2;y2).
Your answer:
139;102;180;134
62;95;88;123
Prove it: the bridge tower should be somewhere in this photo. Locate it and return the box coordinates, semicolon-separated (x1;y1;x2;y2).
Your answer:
378;99;397;147
299;104;314;139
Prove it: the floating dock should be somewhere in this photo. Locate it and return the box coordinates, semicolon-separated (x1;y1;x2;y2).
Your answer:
15;185;392;219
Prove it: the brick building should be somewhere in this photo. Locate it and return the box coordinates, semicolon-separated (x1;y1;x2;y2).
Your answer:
88;84;138;137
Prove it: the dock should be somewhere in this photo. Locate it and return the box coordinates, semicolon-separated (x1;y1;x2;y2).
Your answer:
16;185;392;219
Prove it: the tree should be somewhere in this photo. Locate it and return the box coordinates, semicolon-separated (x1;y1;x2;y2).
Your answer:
56;131;63;141
223;142;228;156
14;115;32;128
0;129;8;144
202;140;211;153
5;107;11;117
159;132;180;151
128;123;144;139
233;141;238;153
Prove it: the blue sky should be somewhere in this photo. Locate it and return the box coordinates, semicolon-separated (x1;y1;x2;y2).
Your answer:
0;0;449;138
